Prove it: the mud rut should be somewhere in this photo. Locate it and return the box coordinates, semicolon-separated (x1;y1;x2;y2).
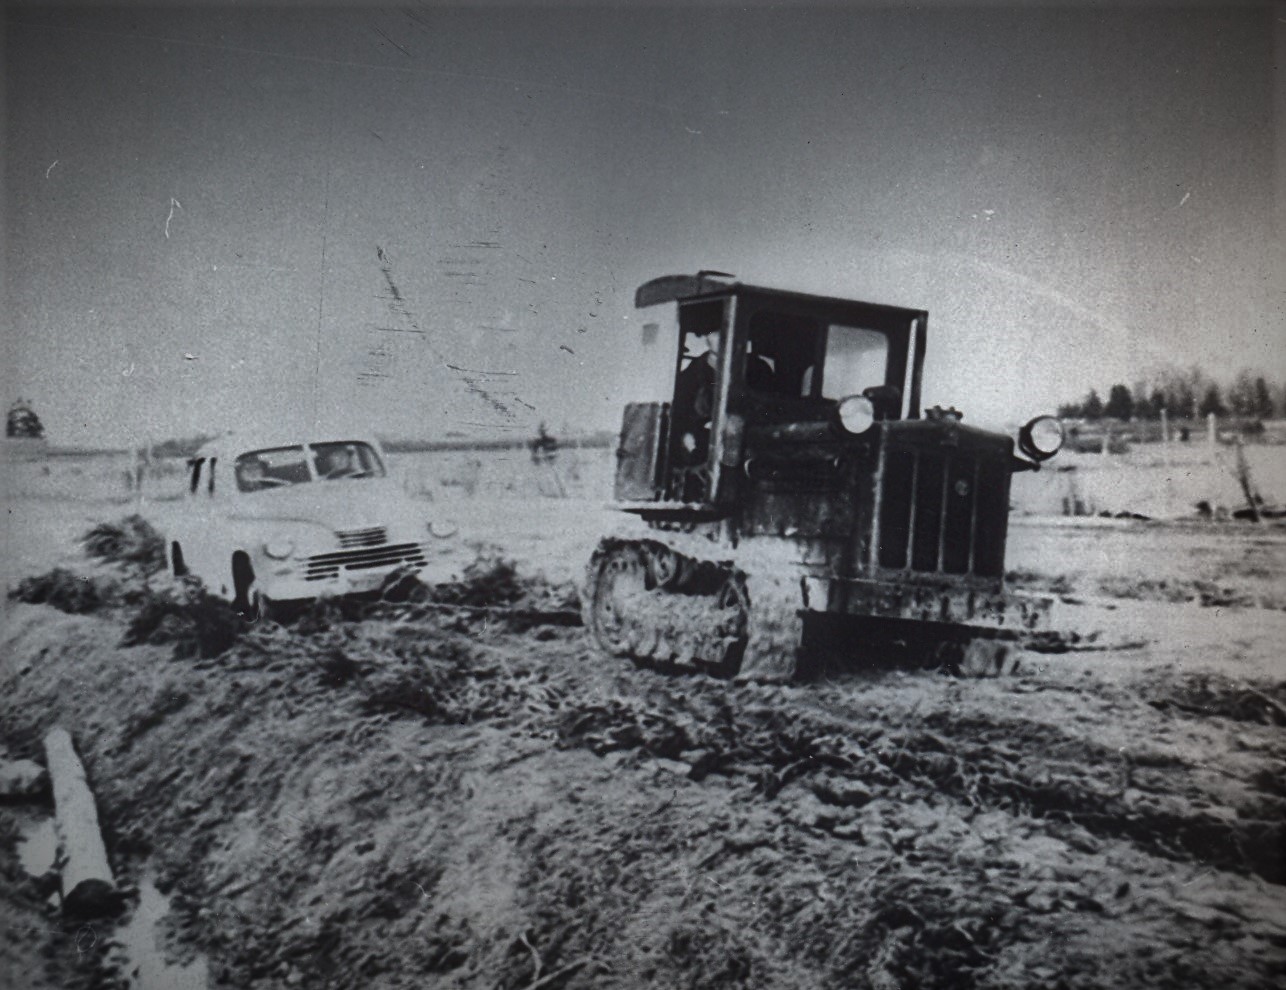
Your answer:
2;573;1285;989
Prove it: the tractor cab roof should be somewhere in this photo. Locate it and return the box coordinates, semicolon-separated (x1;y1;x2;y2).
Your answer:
635;272;928;326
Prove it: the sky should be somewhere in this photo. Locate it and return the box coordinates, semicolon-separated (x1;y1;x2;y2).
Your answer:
3;1;1283;447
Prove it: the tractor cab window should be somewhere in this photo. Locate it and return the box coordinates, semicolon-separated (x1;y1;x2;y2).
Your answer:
746;311;890;402
676;300;724;374
819;324;889;399
746;312;819;399
673;299;726;436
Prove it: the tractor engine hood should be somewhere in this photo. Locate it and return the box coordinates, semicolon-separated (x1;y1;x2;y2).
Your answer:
743;415;1013;455
882;418;1015;456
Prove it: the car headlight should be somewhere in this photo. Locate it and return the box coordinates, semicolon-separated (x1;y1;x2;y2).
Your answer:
427;519;458;539
1019;415;1065;461
263;537;295;559
836;395;876;435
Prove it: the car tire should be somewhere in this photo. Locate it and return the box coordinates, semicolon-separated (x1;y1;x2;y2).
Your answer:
231;552;255;617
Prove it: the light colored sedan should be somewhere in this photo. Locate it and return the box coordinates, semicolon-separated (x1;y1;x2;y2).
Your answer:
162;434;456;617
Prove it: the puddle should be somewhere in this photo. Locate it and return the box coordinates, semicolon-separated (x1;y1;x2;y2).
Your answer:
111;878;209;990
15;814;208;989
16;812;58;876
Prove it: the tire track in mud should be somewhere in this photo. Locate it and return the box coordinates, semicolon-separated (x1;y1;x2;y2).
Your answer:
8;566;1285;989
16;581;1286;895
225;601;1286;892
546;666;1286;887
868;713;1285;885
538;662;1286;987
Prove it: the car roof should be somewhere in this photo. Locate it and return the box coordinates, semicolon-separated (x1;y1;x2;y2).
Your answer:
191;433;385;461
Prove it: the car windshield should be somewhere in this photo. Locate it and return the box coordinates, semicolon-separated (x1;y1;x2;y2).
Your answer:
311;442;385;482
233;442;385;492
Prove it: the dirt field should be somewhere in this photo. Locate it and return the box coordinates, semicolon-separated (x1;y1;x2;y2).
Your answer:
1;487;1284;989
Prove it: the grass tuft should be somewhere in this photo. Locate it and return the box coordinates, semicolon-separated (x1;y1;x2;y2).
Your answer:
81;515;166;572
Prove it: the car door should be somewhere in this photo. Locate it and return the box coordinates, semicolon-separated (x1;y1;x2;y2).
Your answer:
181;454;232;596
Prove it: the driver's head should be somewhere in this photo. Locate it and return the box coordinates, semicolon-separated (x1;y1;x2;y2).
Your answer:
328;448;353;469
241;458;265;478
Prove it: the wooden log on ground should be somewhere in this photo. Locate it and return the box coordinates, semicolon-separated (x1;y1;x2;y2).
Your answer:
42;727;119;916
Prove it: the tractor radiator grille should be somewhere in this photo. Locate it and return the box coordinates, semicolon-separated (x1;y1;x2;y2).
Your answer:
877;448;1008;578
304;543;427;582
336;526;388;548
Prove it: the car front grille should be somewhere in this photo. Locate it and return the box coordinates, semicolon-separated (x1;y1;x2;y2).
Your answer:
336;526;388;548
304;542;428;582
876;446;1009;578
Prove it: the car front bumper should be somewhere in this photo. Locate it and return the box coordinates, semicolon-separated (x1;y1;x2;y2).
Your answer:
258;540;455;601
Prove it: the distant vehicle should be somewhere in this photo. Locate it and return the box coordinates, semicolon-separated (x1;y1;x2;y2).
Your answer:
2;398;49;462
6;398;45;439
582;272;1065;680
162;434;458;617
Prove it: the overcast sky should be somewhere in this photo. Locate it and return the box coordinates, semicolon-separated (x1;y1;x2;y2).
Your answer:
3;1;1283;446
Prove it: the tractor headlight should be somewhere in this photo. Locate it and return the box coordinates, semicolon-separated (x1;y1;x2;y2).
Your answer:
263;537;295;560
837;395;876;435
428;519;458;539
1019;415;1065;461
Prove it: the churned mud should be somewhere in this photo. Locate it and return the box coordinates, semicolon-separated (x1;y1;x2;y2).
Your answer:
1;509;1284;989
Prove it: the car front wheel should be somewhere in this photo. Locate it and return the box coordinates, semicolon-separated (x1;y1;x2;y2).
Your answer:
231;552;256;617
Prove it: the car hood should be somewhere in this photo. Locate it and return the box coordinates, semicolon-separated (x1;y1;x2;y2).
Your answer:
225;479;426;532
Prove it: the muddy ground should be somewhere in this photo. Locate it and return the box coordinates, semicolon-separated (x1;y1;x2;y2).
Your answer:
1;501;1284;990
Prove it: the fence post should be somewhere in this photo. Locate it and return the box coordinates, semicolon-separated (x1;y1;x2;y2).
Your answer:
1159;408;1173;517
1207;412;1217;462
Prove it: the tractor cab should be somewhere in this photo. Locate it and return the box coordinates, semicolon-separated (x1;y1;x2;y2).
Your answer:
617;272;927;510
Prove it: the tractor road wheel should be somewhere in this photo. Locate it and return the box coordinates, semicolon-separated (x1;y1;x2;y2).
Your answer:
586;546;648;658
705;576;749;679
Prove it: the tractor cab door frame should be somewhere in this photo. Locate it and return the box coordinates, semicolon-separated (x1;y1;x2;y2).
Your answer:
668;293;737;504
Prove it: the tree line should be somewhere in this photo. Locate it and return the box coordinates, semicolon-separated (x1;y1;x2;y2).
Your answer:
1058;368;1281;422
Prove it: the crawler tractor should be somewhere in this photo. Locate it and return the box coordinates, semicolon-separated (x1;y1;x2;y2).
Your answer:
582;272;1065;680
